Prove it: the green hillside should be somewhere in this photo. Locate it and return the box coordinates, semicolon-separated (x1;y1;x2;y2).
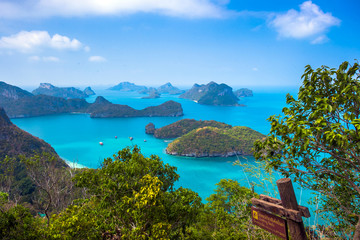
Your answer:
166;126;265;157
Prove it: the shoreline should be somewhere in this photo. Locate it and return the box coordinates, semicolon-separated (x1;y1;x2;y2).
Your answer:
64;160;87;169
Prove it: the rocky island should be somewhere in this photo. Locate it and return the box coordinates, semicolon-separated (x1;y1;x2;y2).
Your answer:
157;82;184;95
179;82;241;106
147;119;264;157
234;88;253;97
109;81;184;96
32;83;95;99
0;81;183;118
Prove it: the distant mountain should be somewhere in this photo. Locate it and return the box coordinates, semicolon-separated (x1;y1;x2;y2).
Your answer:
108;82;147;92
0;107;61;159
83;87;96;96
234;88;253;97
166;126;265;158
150;119;232;139
0;82;184;119
32;83;89;99
179;82;240;106
157;82;184;95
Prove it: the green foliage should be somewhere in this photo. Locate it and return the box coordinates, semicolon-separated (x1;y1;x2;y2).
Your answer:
254;61;360;238
190;179;274;240
167;126;265;157
46;146;202;239
0;193;42;240
154;118;232;139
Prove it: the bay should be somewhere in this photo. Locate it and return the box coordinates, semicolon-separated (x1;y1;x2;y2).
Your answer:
12;86;321;225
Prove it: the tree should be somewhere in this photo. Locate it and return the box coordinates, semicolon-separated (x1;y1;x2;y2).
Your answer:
0;192;42;240
254;61;360;239
22;152;77;225
190;179;274;240
46;146;203;239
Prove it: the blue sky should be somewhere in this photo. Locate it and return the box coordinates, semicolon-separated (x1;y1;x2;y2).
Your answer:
0;0;359;88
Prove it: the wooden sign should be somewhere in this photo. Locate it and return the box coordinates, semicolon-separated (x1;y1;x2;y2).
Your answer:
251;206;288;240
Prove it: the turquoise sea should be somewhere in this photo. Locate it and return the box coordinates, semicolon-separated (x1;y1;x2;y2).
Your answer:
12;86;323;226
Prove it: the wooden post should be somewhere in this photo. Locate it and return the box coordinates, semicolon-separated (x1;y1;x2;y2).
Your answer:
277;178;308;240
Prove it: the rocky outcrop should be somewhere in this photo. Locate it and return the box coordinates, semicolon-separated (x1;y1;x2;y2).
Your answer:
84;87;95;96
145;123;156;134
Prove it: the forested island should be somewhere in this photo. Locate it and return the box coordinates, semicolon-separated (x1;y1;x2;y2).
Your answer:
0;81;183;118
146;119;264;157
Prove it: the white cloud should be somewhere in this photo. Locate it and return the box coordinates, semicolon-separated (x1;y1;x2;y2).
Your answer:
89;56;106;62
270;1;340;41
0;0;231;19
29;55;60;62
43;56;60;62
311;35;329;44
0;30;85;52
28;55;40;61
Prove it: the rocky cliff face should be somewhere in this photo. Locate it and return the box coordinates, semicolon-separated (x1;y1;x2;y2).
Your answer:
179;82;239;106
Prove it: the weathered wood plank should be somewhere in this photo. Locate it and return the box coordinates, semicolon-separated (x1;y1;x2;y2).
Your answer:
259;194;311;218
277;178;308;240
251;198;302;222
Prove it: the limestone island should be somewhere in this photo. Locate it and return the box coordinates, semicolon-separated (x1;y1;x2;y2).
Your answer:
32;83;95;99
0;81;183;118
146;119;265;157
108;81;184;96
179;82;242;106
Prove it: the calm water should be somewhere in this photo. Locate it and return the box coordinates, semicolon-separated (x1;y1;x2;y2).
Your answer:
12;87;322;225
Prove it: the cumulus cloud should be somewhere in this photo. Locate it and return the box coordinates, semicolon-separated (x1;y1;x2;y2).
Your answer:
0;0;231;19
0;31;86;52
89;56;107;62
270;1;340;41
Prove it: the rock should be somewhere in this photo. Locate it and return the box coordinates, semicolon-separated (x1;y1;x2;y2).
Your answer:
145;123;156;134
84;87;95;95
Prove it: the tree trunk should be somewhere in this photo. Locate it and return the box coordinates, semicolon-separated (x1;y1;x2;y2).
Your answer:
353;218;360;240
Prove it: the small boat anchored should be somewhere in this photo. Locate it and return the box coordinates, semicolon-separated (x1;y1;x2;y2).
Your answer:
129;137;133;141
99;142;104;146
